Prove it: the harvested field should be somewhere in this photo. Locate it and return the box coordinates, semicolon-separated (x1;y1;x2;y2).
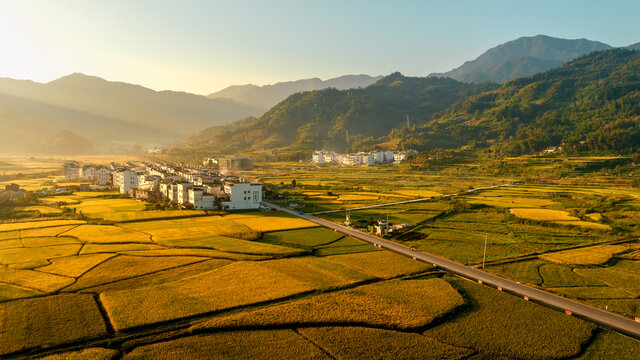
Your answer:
299;326;473;360
0;294;107;356
123;330;327;360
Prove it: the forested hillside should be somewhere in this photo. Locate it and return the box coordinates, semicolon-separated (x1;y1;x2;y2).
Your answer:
408;48;640;155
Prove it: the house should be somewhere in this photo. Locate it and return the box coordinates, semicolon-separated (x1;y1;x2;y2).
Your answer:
176;183;194;205
118;170;139;194
220;182;263;210
542;146;563;154
384;151;395;163
188;187;216;210
312;152;325;164
82;165;96;181
5;183;19;191
95;167;111;186
63;161;81;180
375;151;385;164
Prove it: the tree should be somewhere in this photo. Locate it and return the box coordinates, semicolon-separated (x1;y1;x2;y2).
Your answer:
291;179;297;187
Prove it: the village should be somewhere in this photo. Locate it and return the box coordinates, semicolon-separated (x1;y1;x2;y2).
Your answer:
311;150;414;166
61;157;263;211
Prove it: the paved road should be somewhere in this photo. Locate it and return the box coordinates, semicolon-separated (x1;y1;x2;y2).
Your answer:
265;200;640;340
311;184;511;214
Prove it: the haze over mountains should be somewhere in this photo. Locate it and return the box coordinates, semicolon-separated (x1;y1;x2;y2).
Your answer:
1;34;638;156
208;75;383;109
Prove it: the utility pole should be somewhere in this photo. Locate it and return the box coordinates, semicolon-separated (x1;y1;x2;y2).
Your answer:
482;233;488;269
406;115;410;128
346;130;349;144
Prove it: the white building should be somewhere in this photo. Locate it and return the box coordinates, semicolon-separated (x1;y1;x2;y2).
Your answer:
188;187;216;210
96;167;111;185
384;151;395;162
176;183;194;205
118;170;139;194
365;153;376;166
375;151;385;164
220;182;263;210
312;152;325;164
394;152;408;164
82;165;96;181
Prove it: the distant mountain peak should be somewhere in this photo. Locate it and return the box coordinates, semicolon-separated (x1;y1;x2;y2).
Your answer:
208;74;383;108
429;35;612;83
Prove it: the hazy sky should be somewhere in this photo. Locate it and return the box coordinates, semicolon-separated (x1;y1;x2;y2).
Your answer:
1;0;638;94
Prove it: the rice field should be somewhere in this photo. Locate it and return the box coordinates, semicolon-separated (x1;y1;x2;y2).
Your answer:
540;245;629;265
509;208;579;221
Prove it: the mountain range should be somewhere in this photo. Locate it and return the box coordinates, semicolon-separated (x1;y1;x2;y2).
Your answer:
171;47;640;159
429;35;613;83
208;74;383;109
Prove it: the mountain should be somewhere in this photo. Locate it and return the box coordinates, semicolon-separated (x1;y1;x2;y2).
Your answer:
0;73;265;154
407;48;640;154
208;74;383;109
430;35;612;83
627;42;640;51
37;130;94;155
170;74;498;156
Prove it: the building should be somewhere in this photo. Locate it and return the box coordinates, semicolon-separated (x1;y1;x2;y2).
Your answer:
5;183;19;192
188;187;216;210
82;165;96;181
95;167;111;186
218;157;254;171
118;170;139;194
176;183;194;205
220;182;263;210
63;161;81;180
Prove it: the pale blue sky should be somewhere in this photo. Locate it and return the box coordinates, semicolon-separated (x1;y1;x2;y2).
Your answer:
0;0;638;94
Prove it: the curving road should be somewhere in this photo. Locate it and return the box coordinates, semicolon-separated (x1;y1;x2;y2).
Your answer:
265;200;640;340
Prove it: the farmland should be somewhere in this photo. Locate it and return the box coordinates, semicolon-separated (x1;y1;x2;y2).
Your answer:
1;156;639;357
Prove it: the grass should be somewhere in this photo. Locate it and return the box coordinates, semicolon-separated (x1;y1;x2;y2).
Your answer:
509;208;579;221
324;251;430;279
0;294;107;356
486;260;545;285
0;283;42;302
261;227;344;248
0;220;85;232
100;261;316;331
64;225;152;244
0;267;75;292
37;348;120;360
577;330;640;360
0;243;82;265
155;235;305;256
425;276;596;360
38;253;117;277
63;255;205;291
298;326;473;360
539;263;604;287
122;330;328;360
540;245;629;265
193;278;463;332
